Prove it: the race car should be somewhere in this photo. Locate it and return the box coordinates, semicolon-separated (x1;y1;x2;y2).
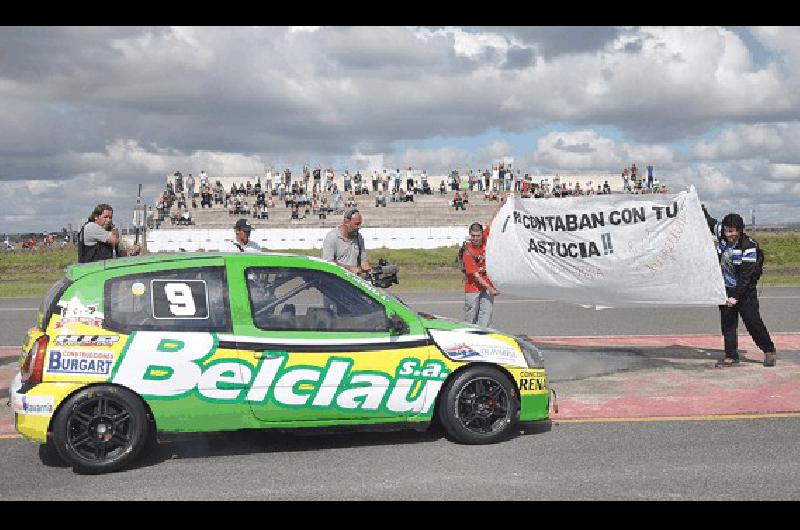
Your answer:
9;253;549;473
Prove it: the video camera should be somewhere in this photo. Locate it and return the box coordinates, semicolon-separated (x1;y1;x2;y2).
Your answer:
363;258;399;289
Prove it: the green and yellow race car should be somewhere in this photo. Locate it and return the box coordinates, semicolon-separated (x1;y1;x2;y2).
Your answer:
10;253;549;473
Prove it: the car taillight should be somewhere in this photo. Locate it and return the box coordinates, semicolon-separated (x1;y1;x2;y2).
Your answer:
21;335;49;385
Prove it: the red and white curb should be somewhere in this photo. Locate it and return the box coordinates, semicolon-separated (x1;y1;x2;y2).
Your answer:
531;332;800;360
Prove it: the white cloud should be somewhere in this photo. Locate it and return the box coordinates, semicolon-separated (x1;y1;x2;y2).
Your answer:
691;123;800;162
485;141;512;160
2;26;800;231
749;27;800;61
350;151;385;172
289;26;321;34
110;26;215;71
670;160;799;221
388;147;471;173
532;130;674;173
770;163;800;180
418;26;514;60
25;180;60;194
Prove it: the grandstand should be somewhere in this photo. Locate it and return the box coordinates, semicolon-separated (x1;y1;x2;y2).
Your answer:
145;171;630;251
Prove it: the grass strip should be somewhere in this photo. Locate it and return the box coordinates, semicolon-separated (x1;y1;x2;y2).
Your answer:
2;232;798;297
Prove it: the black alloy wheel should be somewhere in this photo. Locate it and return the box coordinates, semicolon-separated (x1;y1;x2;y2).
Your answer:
456;377;511;434
52;386;149;474
439;366;519;444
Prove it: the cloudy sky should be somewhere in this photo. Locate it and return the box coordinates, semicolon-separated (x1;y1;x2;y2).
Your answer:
2;26;799;234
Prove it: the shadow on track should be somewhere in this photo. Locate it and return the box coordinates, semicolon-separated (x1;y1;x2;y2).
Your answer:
133;422;551;470
36;421;552;473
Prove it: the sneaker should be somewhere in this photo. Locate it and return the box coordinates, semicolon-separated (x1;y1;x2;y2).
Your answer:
715;357;740;367
764;351;777;367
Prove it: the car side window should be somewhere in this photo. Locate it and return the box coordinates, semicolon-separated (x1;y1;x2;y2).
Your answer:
105;266;231;333
246;267;389;332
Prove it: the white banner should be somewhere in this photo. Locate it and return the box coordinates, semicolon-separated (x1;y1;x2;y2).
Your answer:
486;188;727;309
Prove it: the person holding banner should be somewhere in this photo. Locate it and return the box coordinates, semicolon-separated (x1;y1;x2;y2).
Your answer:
463;202;505;327
463;222;498;327
703;206;776;367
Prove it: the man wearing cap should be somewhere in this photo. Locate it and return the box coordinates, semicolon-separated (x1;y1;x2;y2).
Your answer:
228;218;261;253
322;209;370;274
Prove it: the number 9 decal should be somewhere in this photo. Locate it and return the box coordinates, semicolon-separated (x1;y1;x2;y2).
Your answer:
164;282;196;316
151;279;209;319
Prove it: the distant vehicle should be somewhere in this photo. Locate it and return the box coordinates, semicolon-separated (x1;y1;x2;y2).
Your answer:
21;236;37;249
9;252;550;473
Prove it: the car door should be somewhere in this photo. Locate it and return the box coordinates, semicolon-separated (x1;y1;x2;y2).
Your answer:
226;257;437;424
104;261;253;432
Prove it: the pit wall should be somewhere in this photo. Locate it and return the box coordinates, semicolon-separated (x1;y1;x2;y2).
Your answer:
146;226;471;251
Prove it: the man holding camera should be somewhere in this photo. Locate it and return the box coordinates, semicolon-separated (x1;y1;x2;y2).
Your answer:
78;204;141;263
322;209;370;274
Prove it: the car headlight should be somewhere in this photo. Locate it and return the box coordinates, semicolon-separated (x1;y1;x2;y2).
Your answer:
515;336;545;368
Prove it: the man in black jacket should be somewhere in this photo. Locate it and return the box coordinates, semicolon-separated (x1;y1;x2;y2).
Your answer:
703;205;776;367
78;204;140;263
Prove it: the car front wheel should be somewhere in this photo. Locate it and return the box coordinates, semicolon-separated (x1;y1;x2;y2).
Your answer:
51;386;150;474
438;366;519;444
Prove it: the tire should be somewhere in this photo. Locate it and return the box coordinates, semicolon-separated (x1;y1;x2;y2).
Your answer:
51;386;150;474
38;441;66;467
437;366;519;445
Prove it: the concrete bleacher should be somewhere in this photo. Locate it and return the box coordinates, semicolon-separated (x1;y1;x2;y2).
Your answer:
158;171;626;230
179;193;498;229
146;171;637;251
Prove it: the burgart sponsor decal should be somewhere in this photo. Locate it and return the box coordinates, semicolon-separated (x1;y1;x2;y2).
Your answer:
47;350;115;376
113;333;448;415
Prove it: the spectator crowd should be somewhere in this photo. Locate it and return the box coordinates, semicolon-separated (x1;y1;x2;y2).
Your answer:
150;162;667;229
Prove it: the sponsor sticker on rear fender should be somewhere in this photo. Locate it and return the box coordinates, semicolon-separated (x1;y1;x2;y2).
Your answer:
14;394;55;416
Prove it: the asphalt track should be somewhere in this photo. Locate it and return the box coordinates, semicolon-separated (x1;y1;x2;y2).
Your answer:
3;286;800;342
2;418;800;500
2;289;800;499
3;288;800;412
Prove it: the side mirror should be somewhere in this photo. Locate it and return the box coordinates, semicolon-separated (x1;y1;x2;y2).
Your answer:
387;313;409;335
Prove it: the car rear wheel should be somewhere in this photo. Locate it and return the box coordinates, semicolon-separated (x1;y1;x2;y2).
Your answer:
51;386;150;474
438;366;519;444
